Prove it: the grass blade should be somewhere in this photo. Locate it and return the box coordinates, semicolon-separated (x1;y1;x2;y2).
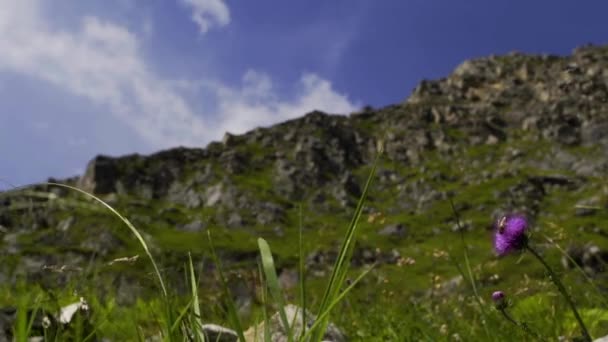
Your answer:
297;204;307;341
301;265;374;342
256;261;272;342
188;253;206;341
15;292;29;342
45;182;168;297
258;237;293;342
170;300;192;333
312;148;381;341
207;231;246;342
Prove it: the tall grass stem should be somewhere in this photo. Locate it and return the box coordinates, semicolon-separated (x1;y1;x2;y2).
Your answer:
448;197;491;339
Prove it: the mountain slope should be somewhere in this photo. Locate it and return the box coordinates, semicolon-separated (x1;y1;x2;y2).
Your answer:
2;44;608;311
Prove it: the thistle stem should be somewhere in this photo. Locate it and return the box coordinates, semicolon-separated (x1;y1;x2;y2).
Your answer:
498;308;542;341
525;244;591;342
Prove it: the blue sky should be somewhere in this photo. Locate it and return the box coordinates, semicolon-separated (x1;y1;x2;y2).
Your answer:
1;0;607;188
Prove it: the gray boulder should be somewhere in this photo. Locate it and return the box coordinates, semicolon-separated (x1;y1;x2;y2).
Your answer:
244;304;346;342
378;223;408;238
562;244;608;275
201;323;238;342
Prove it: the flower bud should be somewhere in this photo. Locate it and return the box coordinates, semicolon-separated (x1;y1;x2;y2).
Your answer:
492;290;507;310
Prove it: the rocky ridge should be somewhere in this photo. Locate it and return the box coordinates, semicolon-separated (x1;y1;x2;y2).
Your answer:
77;45;608;210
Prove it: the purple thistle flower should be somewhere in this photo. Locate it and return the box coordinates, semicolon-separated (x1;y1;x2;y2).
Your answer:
494;214;528;256
492;291;505;302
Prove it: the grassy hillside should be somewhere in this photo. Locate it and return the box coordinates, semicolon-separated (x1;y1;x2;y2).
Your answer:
2;44;608;340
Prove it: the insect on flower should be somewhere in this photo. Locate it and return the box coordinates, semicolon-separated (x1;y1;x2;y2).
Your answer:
497;216;507;234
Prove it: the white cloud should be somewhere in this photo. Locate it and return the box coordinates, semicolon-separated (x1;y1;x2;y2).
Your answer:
0;0;208;149
214;70;359;135
180;0;230;34
0;0;358;153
